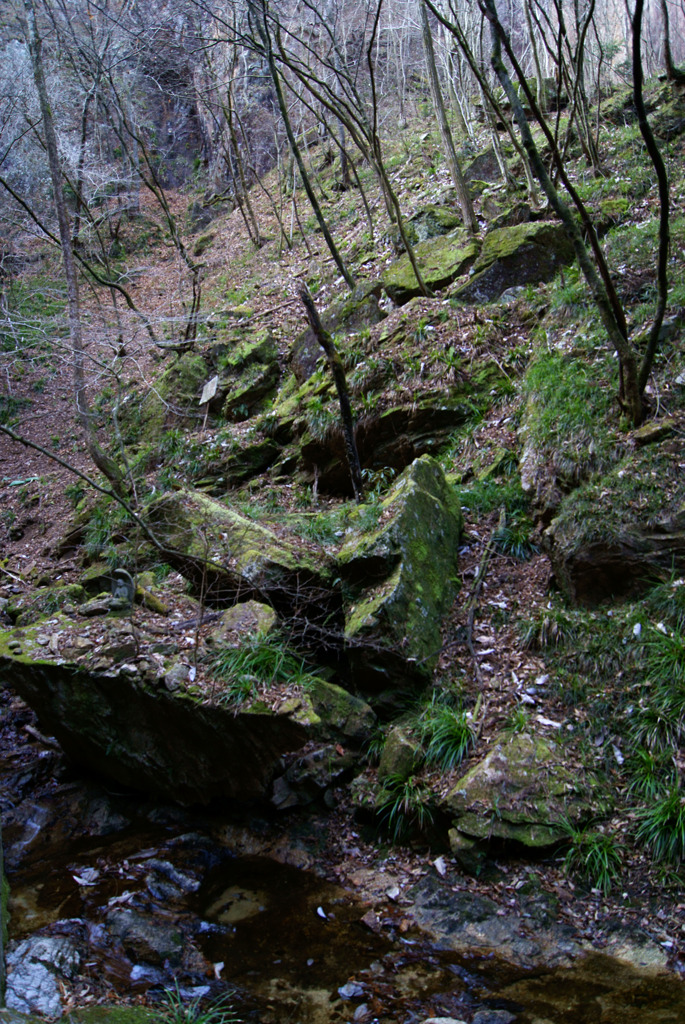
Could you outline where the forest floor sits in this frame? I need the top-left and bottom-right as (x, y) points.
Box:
(2, 100), (685, 1007)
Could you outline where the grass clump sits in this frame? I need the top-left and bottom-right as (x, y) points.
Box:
(635, 787), (685, 865)
(420, 693), (475, 771)
(210, 634), (315, 706)
(494, 510), (538, 560)
(626, 747), (676, 801)
(521, 347), (618, 486)
(160, 984), (241, 1024)
(377, 773), (434, 843)
(630, 623), (685, 753)
(562, 823), (622, 894)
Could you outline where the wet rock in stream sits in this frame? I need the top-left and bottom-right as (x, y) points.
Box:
(5, 934), (81, 1016)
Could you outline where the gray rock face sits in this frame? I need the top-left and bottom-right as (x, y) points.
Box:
(5, 935), (80, 1017)
(409, 876), (580, 969)
(543, 441), (685, 604)
(2, 653), (310, 804)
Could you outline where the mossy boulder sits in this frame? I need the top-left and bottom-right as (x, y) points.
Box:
(544, 440), (685, 605)
(308, 679), (376, 743)
(383, 233), (479, 305)
(198, 330), (280, 422)
(206, 599), (278, 647)
(120, 352), (209, 444)
(338, 456), (462, 690)
(444, 731), (604, 847)
(378, 727), (422, 781)
(222, 360), (280, 421)
(393, 205), (463, 251)
(145, 489), (339, 620)
(453, 221), (575, 303)
(208, 328), (277, 371)
(9, 584), (86, 626)
(463, 146), (504, 184)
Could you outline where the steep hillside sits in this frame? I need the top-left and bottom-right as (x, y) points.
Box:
(2, 78), (685, 1006)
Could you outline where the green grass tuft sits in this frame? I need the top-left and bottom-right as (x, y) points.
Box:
(635, 787), (685, 865)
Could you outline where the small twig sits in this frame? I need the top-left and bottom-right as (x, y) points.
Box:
(24, 724), (60, 750)
(0, 565), (23, 583)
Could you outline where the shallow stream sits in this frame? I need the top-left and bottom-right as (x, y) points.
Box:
(2, 691), (685, 1023)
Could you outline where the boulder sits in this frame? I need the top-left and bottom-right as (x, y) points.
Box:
(106, 907), (183, 965)
(308, 678), (376, 743)
(383, 234), (479, 304)
(393, 205), (463, 252)
(120, 352), (209, 444)
(444, 731), (604, 847)
(378, 727), (422, 781)
(409, 874), (580, 968)
(338, 456), (462, 690)
(544, 439), (685, 604)
(145, 489), (338, 617)
(200, 330), (280, 422)
(205, 599), (278, 647)
(299, 396), (486, 495)
(0, 650), (311, 804)
(5, 935), (80, 1017)
(453, 221), (575, 303)
(463, 147), (503, 185)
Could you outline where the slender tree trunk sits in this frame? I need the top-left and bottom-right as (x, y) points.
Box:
(634, 0), (670, 392)
(299, 287), (364, 502)
(478, 0), (643, 426)
(25, 0), (126, 495)
(419, 1), (477, 234)
(1, 820), (5, 1005)
(659, 0), (685, 84)
(269, 60), (354, 287)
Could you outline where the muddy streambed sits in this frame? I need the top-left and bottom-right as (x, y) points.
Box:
(2, 692), (685, 1023)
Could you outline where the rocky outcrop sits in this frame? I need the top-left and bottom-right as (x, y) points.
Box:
(5, 935), (81, 1017)
(1, 652), (310, 804)
(444, 731), (604, 851)
(120, 351), (209, 444)
(453, 221), (575, 303)
(337, 456), (462, 691)
(383, 233), (479, 304)
(544, 438), (685, 604)
(392, 204), (463, 252)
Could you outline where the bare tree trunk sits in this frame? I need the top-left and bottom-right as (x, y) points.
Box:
(24, 0), (125, 496)
(419, 1), (477, 234)
(299, 287), (364, 502)
(477, 0), (644, 425)
(634, 0), (670, 392)
(659, 0), (685, 84)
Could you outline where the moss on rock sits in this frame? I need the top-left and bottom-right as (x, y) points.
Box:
(145, 488), (336, 611)
(383, 233), (479, 304)
(445, 731), (605, 847)
(544, 439), (685, 605)
(454, 221), (575, 304)
(338, 456), (462, 689)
